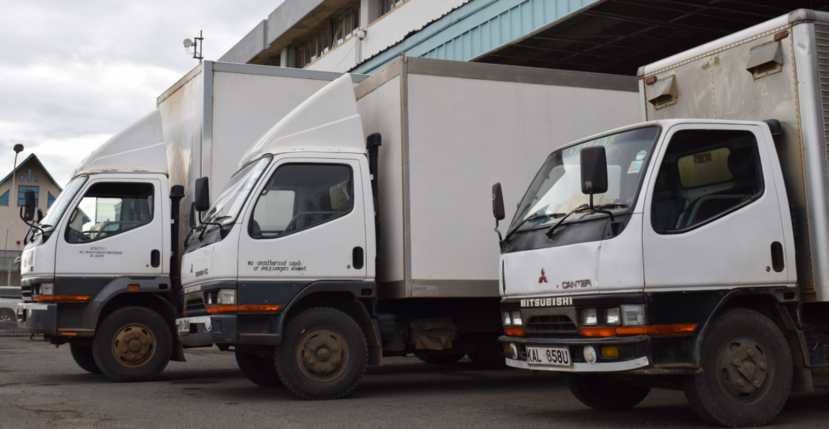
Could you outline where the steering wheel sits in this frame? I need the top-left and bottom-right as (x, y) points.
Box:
(68, 229), (91, 242)
(284, 211), (336, 232)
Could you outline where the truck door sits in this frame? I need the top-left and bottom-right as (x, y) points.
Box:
(237, 158), (367, 289)
(56, 179), (164, 280)
(642, 125), (789, 290)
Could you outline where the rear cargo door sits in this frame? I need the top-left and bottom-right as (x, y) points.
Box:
(641, 124), (789, 290)
(236, 157), (367, 294)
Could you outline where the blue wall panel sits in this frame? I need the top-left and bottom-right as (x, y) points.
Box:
(352, 0), (601, 74)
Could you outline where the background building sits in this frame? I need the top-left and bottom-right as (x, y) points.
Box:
(0, 154), (62, 285)
(220, 0), (827, 76)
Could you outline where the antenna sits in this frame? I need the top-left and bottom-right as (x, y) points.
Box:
(183, 30), (204, 63)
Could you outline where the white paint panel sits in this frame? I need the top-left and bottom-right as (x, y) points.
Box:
(356, 76), (405, 284)
(502, 242), (601, 298)
(406, 74), (641, 282)
(597, 213), (645, 293)
(212, 72), (337, 196)
(181, 227), (241, 287)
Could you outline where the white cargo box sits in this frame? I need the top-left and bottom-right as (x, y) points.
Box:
(356, 57), (641, 299)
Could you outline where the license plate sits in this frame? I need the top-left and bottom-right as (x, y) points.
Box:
(526, 346), (571, 367)
(177, 319), (190, 333)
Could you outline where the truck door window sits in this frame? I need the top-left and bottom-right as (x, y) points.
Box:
(651, 130), (763, 233)
(250, 164), (353, 239)
(66, 182), (154, 243)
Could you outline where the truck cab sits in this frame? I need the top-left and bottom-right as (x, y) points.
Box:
(177, 75), (379, 399)
(17, 110), (186, 381)
(497, 118), (800, 427)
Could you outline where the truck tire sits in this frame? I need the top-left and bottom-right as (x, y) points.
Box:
(565, 374), (651, 410)
(414, 350), (465, 364)
(69, 343), (101, 374)
(275, 307), (367, 400)
(468, 337), (509, 369)
(92, 306), (172, 382)
(682, 308), (792, 428)
(236, 349), (283, 387)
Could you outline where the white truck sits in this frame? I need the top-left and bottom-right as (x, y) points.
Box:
(174, 56), (641, 399)
(15, 62), (367, 381)
(495, 9), (829, 428)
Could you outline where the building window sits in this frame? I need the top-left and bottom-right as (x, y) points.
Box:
(47, 192), (56, 208)
(18, 185), (39, 206)
(20, 175), (24, 182)
(27, 169), (32, 183)
(381, 0), (404, 14)
(34, 176), (39, 183)
(297, 3), (360, 67)
(0, 191), (8, 206)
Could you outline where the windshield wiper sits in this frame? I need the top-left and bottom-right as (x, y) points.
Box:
(545, 204), (629, 237)
(504, 212), (564, 242)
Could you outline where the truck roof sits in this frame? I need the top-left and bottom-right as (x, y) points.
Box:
(237, 74), (367, 168)
(638, 9), (829, 77)
(72, 109), (168, 178)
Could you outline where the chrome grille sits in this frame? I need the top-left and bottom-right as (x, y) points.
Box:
(20, 285), (32, 302)
(524, 315), (578, 335)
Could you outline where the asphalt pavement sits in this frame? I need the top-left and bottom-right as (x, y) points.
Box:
(2, 336), (829, 428)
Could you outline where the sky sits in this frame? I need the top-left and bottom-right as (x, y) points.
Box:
(0, 0), (284, 187)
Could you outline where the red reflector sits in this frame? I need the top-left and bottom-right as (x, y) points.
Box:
(645, 76), (657, 85)
(128, 284), (139, 292)
(774, 30), (789, 41)
(504, 327), (525, 336)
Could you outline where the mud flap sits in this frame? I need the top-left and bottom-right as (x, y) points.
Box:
(171, 340), (186, 362)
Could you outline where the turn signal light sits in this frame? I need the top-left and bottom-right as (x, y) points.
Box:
(237, 304), (281, 313)
(504, 327), (525, 337)
(33, 295), (89, 302)
(774, 30), (789, 41)
(579, 323), (696, 337)
(128, 284), (140, 292)
(645, 76), (658, 85)
(205, 305), (237, 314)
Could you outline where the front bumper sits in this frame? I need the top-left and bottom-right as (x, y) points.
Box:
(500, 334), (651, 372)
(16, 302), (57, 335)
(176, 315), (238, 347)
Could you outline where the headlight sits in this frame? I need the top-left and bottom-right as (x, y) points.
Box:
(621, 304), (645, 326)
(511, 310), (522, 326)
(502, 311), (512, 326)
(40, 283), (54, 296)
(605, 308), (620, 325)
(582, 308), (598, 326)
(218, 289), (236, 305)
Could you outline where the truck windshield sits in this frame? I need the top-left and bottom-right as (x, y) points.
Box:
(508, 127), (660, 235)
(38, 175), (88, 232)
(201, 156), (272, 226)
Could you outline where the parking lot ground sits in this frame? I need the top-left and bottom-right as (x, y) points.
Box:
(2, 336), (829, 428)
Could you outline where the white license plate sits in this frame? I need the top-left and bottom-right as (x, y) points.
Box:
(526, 346), (571, 367)
(177, 319), (190, 333)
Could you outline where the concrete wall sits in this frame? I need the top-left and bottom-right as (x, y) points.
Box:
(219, 20), (268, 64)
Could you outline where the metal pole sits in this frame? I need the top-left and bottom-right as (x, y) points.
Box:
(7, 151), (19, 286)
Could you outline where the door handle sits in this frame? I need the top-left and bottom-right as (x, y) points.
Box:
(352, 247), (364, 270)
(151, 250), (160, 268)
(770, 242), (784, 272)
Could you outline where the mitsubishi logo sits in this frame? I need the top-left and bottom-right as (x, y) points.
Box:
(539, 269), (548, 283)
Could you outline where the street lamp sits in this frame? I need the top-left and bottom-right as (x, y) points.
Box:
(7, 144), (23, 286)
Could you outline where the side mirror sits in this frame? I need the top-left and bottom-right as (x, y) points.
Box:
(21, 190), (36, 221)
(36, 208), (43, 223)
(492, 183), (505, 221)
(194, 177), (210, 212)
(580, 146), (608, 207)
(189, 202), (197, 229)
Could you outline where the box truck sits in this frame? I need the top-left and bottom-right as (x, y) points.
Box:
(15, 62), (367, 381)
(175, 56), (640, 399)
(496, 9), (829, 427)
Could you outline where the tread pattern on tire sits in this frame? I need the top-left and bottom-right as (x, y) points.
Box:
(70, 343), (101, 374)
(275, 307), (367, 400)
(565, 374), (651, 410)
(236, 350), (282, 387)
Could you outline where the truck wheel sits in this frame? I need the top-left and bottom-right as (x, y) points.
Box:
(682, 308), (792, 428)
(275, 307), (367, 400)
(565, 374), (651, 410)
(468, 337), (509, 369)
(236, 349), (283, 387)
(69, 343), (101, 374)
(414, 350), (465, 364)
(92, 306), (172, 382)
